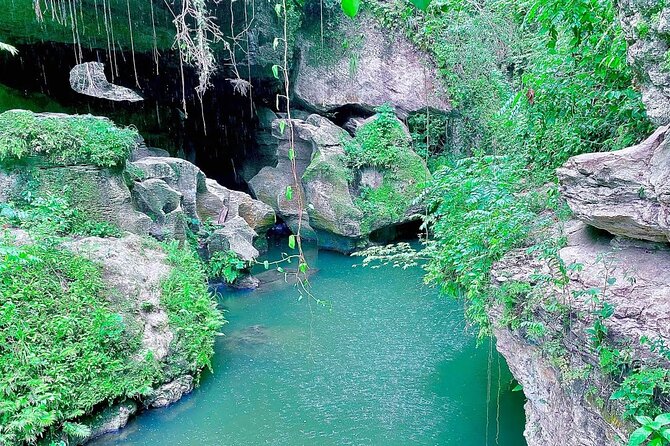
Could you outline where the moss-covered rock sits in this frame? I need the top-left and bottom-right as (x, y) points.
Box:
(0, 230), (222, 445)
(248, 109), (430, 252)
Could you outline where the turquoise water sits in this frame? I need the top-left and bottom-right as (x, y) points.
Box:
(90, 245), (527, 446)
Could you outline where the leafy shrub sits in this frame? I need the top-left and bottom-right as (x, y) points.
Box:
(421, 155), (537, 333)
(161, 242), (225, 373)
(629, 413), (670, 446)
(611, 368), (670, 419)
(0, 110), (138, 168)
(207, 250), (247, 283)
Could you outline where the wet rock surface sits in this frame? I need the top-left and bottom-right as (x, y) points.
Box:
(294, 15), (450, 117)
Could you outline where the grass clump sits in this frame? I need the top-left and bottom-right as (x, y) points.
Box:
(161, 241), (225, 375)
(0, 110), (138, 168)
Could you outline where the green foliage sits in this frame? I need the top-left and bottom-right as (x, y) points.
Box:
(345, 104), (410, 169)
(0, 195), (122, 240)
(421, 155), (537, 335)
(629, 414), (670, 446)
(341, 0), (361, 18)
(161, 242), (224, 373)
(0, 239), (161, 444)
(489, 0), (651, 175)
(207, 250), (247, 283)
(0, 110), (138, 168)
(611, 368), (670, 419)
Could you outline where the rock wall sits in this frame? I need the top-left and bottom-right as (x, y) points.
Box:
(493, 128), (670, 444)
(294, 14), (450, 117)
(618, 0), (670, 125)
(490, 221), (668, 445)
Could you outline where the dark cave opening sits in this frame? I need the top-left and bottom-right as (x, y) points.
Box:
(0, 41), (281, 191)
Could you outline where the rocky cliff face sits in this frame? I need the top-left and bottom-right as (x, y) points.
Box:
(492, 130), (670, 444)
(294, 14), (450, 117)
(0, 111), (274, 265)
(491, 220), (670, 445)
(618, 0), (670, 125)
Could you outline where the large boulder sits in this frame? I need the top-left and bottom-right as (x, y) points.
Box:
(248, 112), (429, 252)
(617, 0), (670, 125)
(0, 164), (153, 235)
(248, 116), (318, 239)
(557, 125), (670, 242)
(128, 155), (272, 260)
(65, 235), (175, 362)
(197, 178), (275, 234)
(294, 15), (450, 118)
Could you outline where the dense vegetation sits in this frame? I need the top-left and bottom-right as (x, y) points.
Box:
(356, 0), (666, 443)
(0, 179), (222, 443)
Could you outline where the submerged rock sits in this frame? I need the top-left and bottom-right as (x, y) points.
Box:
(69, 62), (143, 102)
(557, 125), (670, 242)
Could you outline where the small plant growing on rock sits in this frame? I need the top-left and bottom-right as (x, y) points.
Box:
(208, 250), (247, 283)
(629, 413), (670, 446)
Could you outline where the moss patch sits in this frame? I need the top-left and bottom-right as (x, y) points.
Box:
(0, 110), (138, 168)
(345, 105), (429, 232)
(0, 0), (174, 51)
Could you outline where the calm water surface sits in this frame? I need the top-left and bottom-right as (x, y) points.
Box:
(91, 245), (526, 446)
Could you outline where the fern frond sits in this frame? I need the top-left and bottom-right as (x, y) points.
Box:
(0, 42), (18, 56)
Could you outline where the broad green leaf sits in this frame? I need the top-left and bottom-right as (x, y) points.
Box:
(660, 427), (670, 441)
(340, 0), (360, 18)
(629, 427), (652, 446)
(648, 438), (662, 446)
(272, 65), (280, 79)
(299, 262), (308, 273)
(512, 384), (523, 392)
(273, 38), (280, 50)
(655, 414), (670, 425)
(409, 0), (431, 11)
(263, 260), (269, 270)
(635, 416), (654, 426)
(288, 235), (296, 250)
(285, 186), (293, 201)
(277, 266), (285, 273)
(279, 120), (287, 135)
(288, 147), (295, 160)
(274, 3), (282, 16)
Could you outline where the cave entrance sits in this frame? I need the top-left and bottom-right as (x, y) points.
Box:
(0, 41), (277, 192)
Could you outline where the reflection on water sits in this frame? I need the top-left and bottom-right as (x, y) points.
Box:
(91, 244), (526, 446)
